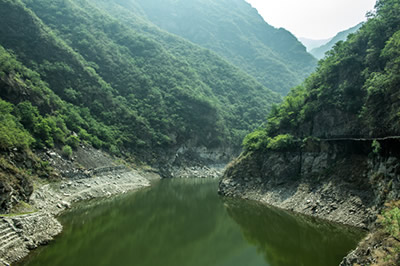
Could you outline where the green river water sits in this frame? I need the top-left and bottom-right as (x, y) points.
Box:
(19, 178), (364, 266)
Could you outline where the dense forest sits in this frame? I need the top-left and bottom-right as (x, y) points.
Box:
(242, 0), (400, 152)
(130, 0), (317, 95)
(0, 0), (285, 164)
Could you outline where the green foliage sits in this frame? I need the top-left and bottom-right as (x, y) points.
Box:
(381, 206), (400, 239)
(310, 23), (363, 60)
(62, 145), (73, 159)
(14, 102), (58, 148)
(361, 28), (400, 135)
(266, 134), (297, 151)
(242, 0), (400, 153)
(66, 135), (80, 150)
(371, 140), (381, 154)
(15, 101), (39, 131)
(242, 129), (269, 151)
(243, 131), (298, 152)
(0, 99), (34, 150)
(0, 0), (282, 162)
(46, 116), (67, 144)
(131, 0), (316, 95)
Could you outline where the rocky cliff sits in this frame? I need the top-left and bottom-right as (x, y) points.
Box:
(219, 138), (400, 264)
(219, 138), (400, 226)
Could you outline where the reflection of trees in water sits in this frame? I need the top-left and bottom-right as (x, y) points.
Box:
(224, 199), (365, 266)
(23, 179), (363, 266)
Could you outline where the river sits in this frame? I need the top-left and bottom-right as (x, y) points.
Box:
(18, 178), (364, 266)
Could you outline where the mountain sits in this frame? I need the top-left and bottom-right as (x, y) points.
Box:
(219, 0), (400, 264)
(0, 0), (281, 165)
(130, 0), (317, 95)
(298, 37), (332, 51)
(310, 23), (363, 59)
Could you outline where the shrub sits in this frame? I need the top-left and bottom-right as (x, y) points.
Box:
(242, 129), (268, 151)
(266, 134), (297, 151)
(372, 140), (381, 154)
(381, 206), (400, 240)
(0, 99), (34, 149)
(66, 135), (80, 150)
(62, 145), (73, 159)
(0, 117), (34, 149)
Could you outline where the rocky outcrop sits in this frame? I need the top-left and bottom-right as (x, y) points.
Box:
(172, 145), (236, 165)
(219, 138), (400, 227)
(0, 150), (36, 214)
(219, 138), (400, 264)
(0, 212), (62, 266)
(170, 164), (224, 179)
(156, 142), (238, 178)
(0, 218), (27, 266)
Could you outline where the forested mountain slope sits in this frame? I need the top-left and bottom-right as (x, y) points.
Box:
(0, 0), (281, 165)
(129, 0), (317, 95)
(241, 0), (400, 147)
(310, 23), (363, 59)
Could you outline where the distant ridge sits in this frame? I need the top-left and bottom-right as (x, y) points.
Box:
(310, 23), (363, 59)
(133, 0), (317, 95)
(298, 37), (332, 52)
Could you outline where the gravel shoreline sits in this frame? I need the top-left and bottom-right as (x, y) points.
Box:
(218, 176), (374, 229)
(0, 167), (152, 266)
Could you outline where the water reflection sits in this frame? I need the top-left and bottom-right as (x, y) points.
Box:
(19, 178), (363, 266)
(224, 199), (364, 266)
(20, 179), (265, 266)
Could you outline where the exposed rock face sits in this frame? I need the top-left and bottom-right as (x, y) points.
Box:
(157, 142), (238, 178)
(311, 109), (361, 137)
(0, 182), (12, 213)
(0, 161), (34, 214)
(219, 139), (400, 228)
(173, 145), (236, 165)
(170, 165), (224, 179)
(219, 137), (400, 264)
(280, 108), (362, 139)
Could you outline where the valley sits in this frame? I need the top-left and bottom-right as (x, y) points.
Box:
(1, 0), (399, 265)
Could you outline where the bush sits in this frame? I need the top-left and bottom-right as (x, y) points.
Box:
(0, 117), (34, 149)
(62, 145), (73, 159)
(66, 135), (80, 150)
(381, 206), (400, 239)
(15, 101), (39, 131)
(266, 134), (297, 151)
(242, 129), (268, 151)
(372, 140), (381, 154)
(33, 117), (54, 148)
(0, 99), (34, 149)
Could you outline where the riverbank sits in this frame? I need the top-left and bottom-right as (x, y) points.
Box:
(0, 166), (152, 266)
(218, 140), (400, 265)
(219, 175), (373, 228)
(219, 173), (389, 265)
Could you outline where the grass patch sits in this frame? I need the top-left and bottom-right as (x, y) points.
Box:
(378, 200), (400, 265)
(0, 201), (37, 217)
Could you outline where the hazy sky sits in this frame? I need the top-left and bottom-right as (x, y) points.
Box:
(245, 0), (377, 39)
